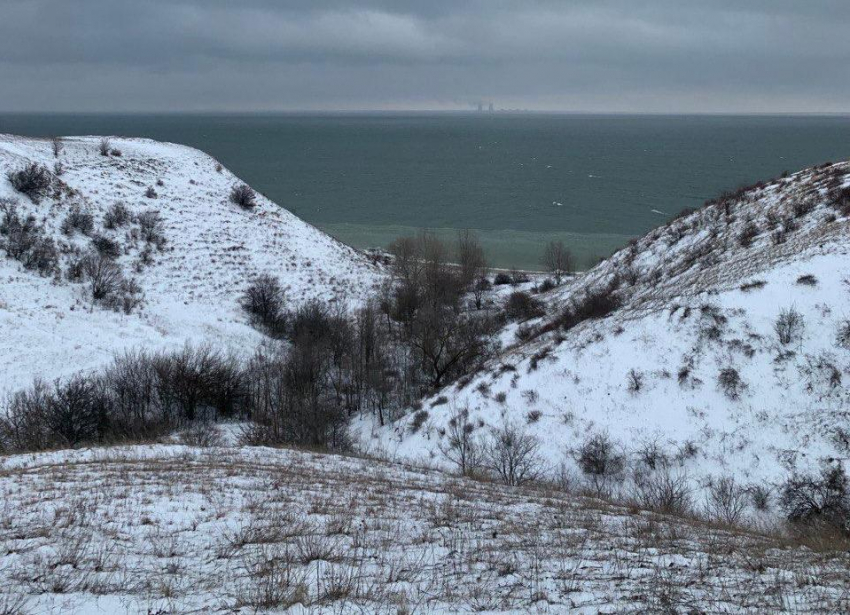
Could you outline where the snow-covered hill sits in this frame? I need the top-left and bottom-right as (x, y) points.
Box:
(2, 443), (847, 614)
(0, 135), (383, 396)
(362, 161), (850, 503)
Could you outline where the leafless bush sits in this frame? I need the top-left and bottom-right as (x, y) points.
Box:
(242, 274), (286, 337)
(796, 274), (818, 286)
(438, 406), (481, 475)
(577, 432), (624, 496)
(775, 307), (804, 345)
(103, 202), (131, 229)
(61, 207), (95, 236)
(737, 221), (759, 248)
(410, 409), (429, 434)
(137, 209), (166, 247)
(99, 138), (111, 156)
(636, 439), (668, 470)
(627, 369), (643, 394)
(780, 464), (849, 536)
(83, 254), (123, 301)
(91, 234), (121, 259)
(0, 203), (57, 275)
(541, 240), (572, 284)
(230, 184), (257, 210)
(836, 321), (850, 350)
(484, 421), (543, 486)
(144, 186), (158, 199)
(504, 291), (545, 321)
(557, 286), (621, 332)
(178, 421), (223, 447)
(717, 367), (745, 400)
(6, 163), (53, 203)
(51, 136), (63, 157)
(632, 466), (693, 516)
(704, 476), (748, 526)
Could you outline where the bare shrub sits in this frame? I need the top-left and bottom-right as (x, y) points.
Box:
(6, 163), (53, 203)
(577, 432), (624, 496)
(103, 202), (131, 229)
(484, 421), (543, 486)
(836, 321), (850, 350)
(242, 274), (286, 337)
(796, 274), (818, 286)
(780, 464), (849, 536)
(409, 409), (429, 434)
(61, 207), (95, 236)
(91, 234), (121, 259)
(137, 210), (166, 247)
(99, 138), (111, 156)
(541, 240), (572, 284)
(83, 254), (123, 302)
(626, 369), (643, 394)
(456, 229), (488, 298)
(632, 466), (693, 516)
(51, 136), (63, 157)
(737, 221), (759, 248)
(144, 186), (158, 199)
(493, 272), (512, 285)
(437, 406), (480, 475)
(0, 203), (57, 275)
(717, 367), (745, 400)
(178, 421), (223, 447)
(775, 307), (804, 345)
(230, 184), (257, 210)
(557, 286), (621, 332)
(704, 476), (748, 526)
(504, 291), (545, 322)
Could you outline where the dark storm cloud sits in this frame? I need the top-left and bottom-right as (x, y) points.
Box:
(0, 0), (848, 112)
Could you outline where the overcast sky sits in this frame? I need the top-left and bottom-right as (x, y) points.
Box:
(1, 0), (848, 113)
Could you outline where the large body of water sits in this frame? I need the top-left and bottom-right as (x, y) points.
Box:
(2, 113), (849, 269)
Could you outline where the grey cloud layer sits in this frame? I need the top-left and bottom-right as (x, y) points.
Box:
(1, 0), (848, 111)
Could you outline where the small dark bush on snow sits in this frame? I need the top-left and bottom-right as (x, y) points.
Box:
(242, 274), (286, 337)
(91, 234), (121, 259)
(577, 432), (624, 477)
(504, 291), (545, 322)
(775, 307), (804, 345)
(61, 207), (95, 236)
(718, 367), (745, 400)
(7, 163), (53, 203)
(137, 210), (166, 247)
(493, 272), (512, 285)
(104, 202), (131, 229)
(558, 286), (621, 331)
(780, 464), (849, 535)
(230, 184), (257, 210)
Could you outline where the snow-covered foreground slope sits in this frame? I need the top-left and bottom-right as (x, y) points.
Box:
(361, 160), (850, 506)
(0, 134), (383, 396)
(1, 443), (848, 614)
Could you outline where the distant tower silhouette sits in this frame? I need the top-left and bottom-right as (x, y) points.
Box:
(488, 102), (494, 113)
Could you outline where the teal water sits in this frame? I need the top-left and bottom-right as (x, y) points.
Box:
(2, 113), (849, 269)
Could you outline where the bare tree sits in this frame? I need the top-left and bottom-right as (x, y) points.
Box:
(541, 240), (572, 285)
(51, 136), (63, 157)
(456, 230), (489, 305)
(484, 421), (543, 486)
(99, 138), (111, 156)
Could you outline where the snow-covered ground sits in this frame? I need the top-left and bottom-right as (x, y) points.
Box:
(360, 161), (850, 508)
(1, 443), (848, 614)
(0, 135), (383, 396)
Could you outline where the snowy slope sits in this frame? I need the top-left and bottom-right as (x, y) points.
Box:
(2, 443), (847, 614)
(362, 161), (850, 500)
(0, 134), (383, 395)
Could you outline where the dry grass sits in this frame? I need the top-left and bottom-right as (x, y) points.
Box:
(0, 444), (848, 613)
